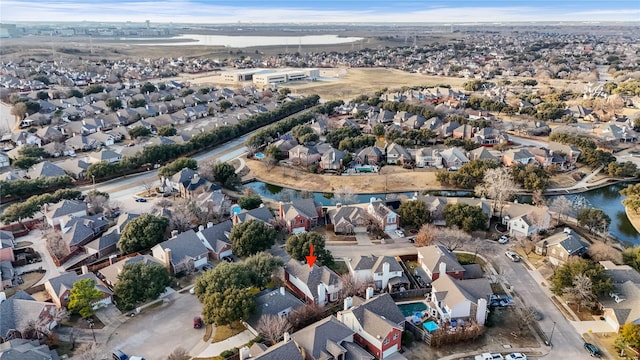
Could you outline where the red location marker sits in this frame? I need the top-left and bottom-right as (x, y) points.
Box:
(305, 244), (317, 268)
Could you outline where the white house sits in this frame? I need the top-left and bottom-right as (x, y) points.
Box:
(347, 255), (408, 291)
(428, 274), (492, 325)
(367, 199), (400, 231)
(284, 259), (343, 306)
(502, 203), (551, 238)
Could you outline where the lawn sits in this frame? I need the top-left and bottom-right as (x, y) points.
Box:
(212, 321), (245, 343)
(4, 271), (44, 298)
(591, 333), (626, 360)
(329, 260), (349, 275)
(455, 253), (486, 267)
(53, 340), (76, 358)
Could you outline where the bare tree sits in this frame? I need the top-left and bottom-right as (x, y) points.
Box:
(515, 237), (536, 258)
(549, 196), (572, 221)
(437, 227), (471, 252)
(415, 224), (437, 247)
(475, 167), (519, 217)
(288, 304), (324, 331)
(563, 274), (595, 312)
(334, 186), (357, 205)
(86, 194), (109, 215)
(21, 320), (51, 340)
(156, 198), (172, 210)
(166, 347), (190, 360)
(339, 272), (370, 300)
(169, 199), (196, 233)
(141, 180), (155, 197)
(46, 229), (69, 259)
(588, 242), (623, 263)
(517, 307), (538, 336)
(257, 314), (292, 346)
(71, 342), (107, 360)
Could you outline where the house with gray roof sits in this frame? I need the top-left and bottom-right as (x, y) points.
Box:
(417, 245), (466, 281)
(356, 146), (383, 165)
(367, 199), (400, 232)
(347, 255), (408, 291)
(385, 143), (411, 165)
(246, 287), (305, 337)
(338, 293), (405, 359)
(288, 144), (321, 166)
(535, 228), (589, 266)
(290, 316), (366, 360)
(98, 255), (163, 288)
(26, 161), (66, 179)
(88, 148), (121, 163)
(151, 230), (209, 274)
(502, 148), (535, 167)
(0, 338), (60, 359)
(0, 291), (58, 342)
(248, 338), (304, 360)
(161, 168), (212, 199)
(44, 271), (112, 308)
(440, 147), (469, 169)
(0, 152), (9, 168)
(414, 148), (442, 168)
(549, 141), (581, 165)
(56, 158), (91, 179)
(327, 205), (368, 235)
(84, 228), (120, 259)
(599, 261), (640, 329)
(44, 200), (88, 228)
(197, 220), (233, 260)
(428, 274), (492, 325)
(278, 198), (323, 234)
(284, 259), (343, 306)
(233, 206), (274, 227)
(467, 147), (499, 162)
(320, 148), (347, 171)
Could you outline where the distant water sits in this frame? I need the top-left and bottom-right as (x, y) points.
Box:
(126, 34), (364, 48)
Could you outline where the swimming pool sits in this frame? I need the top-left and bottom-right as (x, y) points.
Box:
(255, 153), (265, 159)
(398, 302), (427, 317)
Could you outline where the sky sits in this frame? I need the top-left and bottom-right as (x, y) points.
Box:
(1, 0), (639, 24)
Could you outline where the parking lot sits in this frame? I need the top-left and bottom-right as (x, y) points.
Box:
(107, 291), (204, 359)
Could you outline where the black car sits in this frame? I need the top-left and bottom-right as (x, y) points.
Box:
(223, 256), (234, 263)
(584, 342), (601, 357)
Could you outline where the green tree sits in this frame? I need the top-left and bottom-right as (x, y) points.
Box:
(158, 157), (198, 178)
(285, 232), (334, 267)
(398, 200), (431, 229)
(511, 163), (550, 191)
(622, 246), (640, 272)
(201, 288), (255, 326)
(68, 278), (104, 318)
(265, 145), (281, 160)
(128, 126), (151, 139)
(219, 100), (233, 111)
(436, 160), (500, 189)
(238, 193), (262, 210)
(129, 98), (147, 108)
(83, 84), (105, 95)
(617, 323), (640, 350)
(194, 262), (255, 299)
(140, 82), (156, 93)
(577, 208), (611, 235)
(213, 162), (240, 189)
(244, 252), (283, 287)
(113, 262), (171, 310)
(230, 220), (277, 257)
(68, 89), (83, 98)
(551, 258), (613, 298)
(105, 98), (123, 111)
(372, 123), (385, 136)
(443, 203), (488, 232)
(36, 91), (49, 100)
(158, 126), (177, 137)
(118, 214), (169, 253)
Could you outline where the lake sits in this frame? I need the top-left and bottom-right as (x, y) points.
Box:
(127, 34), (364, 47)
(243, 180), (640, 246)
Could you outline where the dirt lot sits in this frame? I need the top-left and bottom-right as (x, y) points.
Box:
(403, 306), (540, 360)
(244, 159), (445, 193)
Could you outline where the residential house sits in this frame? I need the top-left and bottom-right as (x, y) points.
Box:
(448, 198), (492, 228)
(427, 274), (492, 325)
(467, 147), (499, 162)
(319, 148), (347, 171)
(57, 158), (91, 179)
(44, 271), (112, 308)
(197, 220), (233, 260)
(0, 152), (9, 168)
(338, 293), (406, 359)
(279, 198), (323, 234)
(87, 131), (116, 148)
(84, 228), (120, 259)
(88, 149), (121, 163)
(161, 168), (212, 198)
(386, 143), (412, 165)
(595, 123), (638, 143)
(66, 135), (98, 151)
(59, 214), (109, 252)
(35, 126), (65, 144)
(417, 245), (466, 281)
(244, 338), (304, 360)
(98, 255), (163, 288)
(196, 191), (230, 218)
(347, 255), (408, 291)
(288, 144), (321, 166)
(233, 206), (274, 227)
(440, 147), (469, 169)
(283, 259), (343, 306)
(290, 316), (374, 360)
(0, 261), (14, 289)
(502, 148), (535, 167)
(151, 230), (209, 274)
(535, 229), (589, 265)
(438, 121), (460, 138)
(527, 147), (565, 168)
(246, 287), (305, 337)
(26, 161), (67, 178)
(414, 148), (442, 168)
(416, 195), (448, 226)
(327, 205), (368, 235)
(453, 124), (475, 140)
(404, 114), (427, 130)
(356, 146), (384, 165)
(501, 203), (551, 238)
(549, 142), (581, 165)
(599, 261), (640, 329)
(0, 291), (59, 342)
(271, 138), (298, 156)
(0, 338), (60, 359)
(0, 231), (15, 263)
(44, 199), (88, 228)
(472, 128), (508, 146)
(367, 198), (400, 231)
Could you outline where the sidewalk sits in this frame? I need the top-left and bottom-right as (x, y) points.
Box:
(196, 330), (254, 358)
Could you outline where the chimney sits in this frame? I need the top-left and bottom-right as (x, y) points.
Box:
(336, 203), (342, 208)
(239, 346), (250, 360)
(383, 262), (390, 275)
(207, 222), (213, 228)
(283, 332), (291, 343)
(198, 225), (204, 232)
(171, 230), (179, 238)
(191, 173), (199, 186)
(81, 265), (89, 275)
(163, 248), (172, 269)
(439, 261), (447, 276)
(344, 296), (353, 310)
(280, 287), (285, 296)
(366, 286), (374, 300)
(109, 254), (117, 265)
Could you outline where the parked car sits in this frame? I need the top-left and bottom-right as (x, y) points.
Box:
(223, 256), (234, 263)
(584, 342), (601, 357)
(505, 251), (520, 262)
(490, 294), (514, 307)
(498, 235), (509, 244)
(474, 353), (504, 360)
(193, 316), (203, 329)
(395, 229), (405, 237)
(113, 349), (129, 360)
(135, 198), (147, 203)
(201, 264), (213, 271)
(408, 236), (415, 243)
(505, 353), (527, 360)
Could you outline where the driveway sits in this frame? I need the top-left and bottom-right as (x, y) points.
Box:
(107, 291), (204, 359)
(13, 230), (66, 286)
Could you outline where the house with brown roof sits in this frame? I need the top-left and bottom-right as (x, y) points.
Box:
(338, 293), (406, 359)
(283, 259), (343, 306)
(44, 271), (112, 308)
(278, 198), (323, 234)
(417, 245), (466, 281)
(327, 204), (368, 235)
(535, 229), (589, 266)
(98, 254), (163, 288)
(367, 199), (400, 231)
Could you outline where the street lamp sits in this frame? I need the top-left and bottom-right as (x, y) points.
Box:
(547, 321), (556, 346)
(91, 175), (96, 191)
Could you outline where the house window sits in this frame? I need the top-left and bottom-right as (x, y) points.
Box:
(393, 333), (399, 340)
(551, 248), (556, 255)
(384, 338), (390, 345)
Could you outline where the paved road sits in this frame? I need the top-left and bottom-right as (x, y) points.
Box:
(509, 135), (548, 148)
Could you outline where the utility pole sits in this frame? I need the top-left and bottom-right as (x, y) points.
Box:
(546, 321), (556, 346)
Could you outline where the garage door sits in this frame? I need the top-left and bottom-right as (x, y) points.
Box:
(219, 249), (232, 259)
(292, 227), (307, 234)
(382, 345), (399, 359)
(384, 224), (397, 231)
